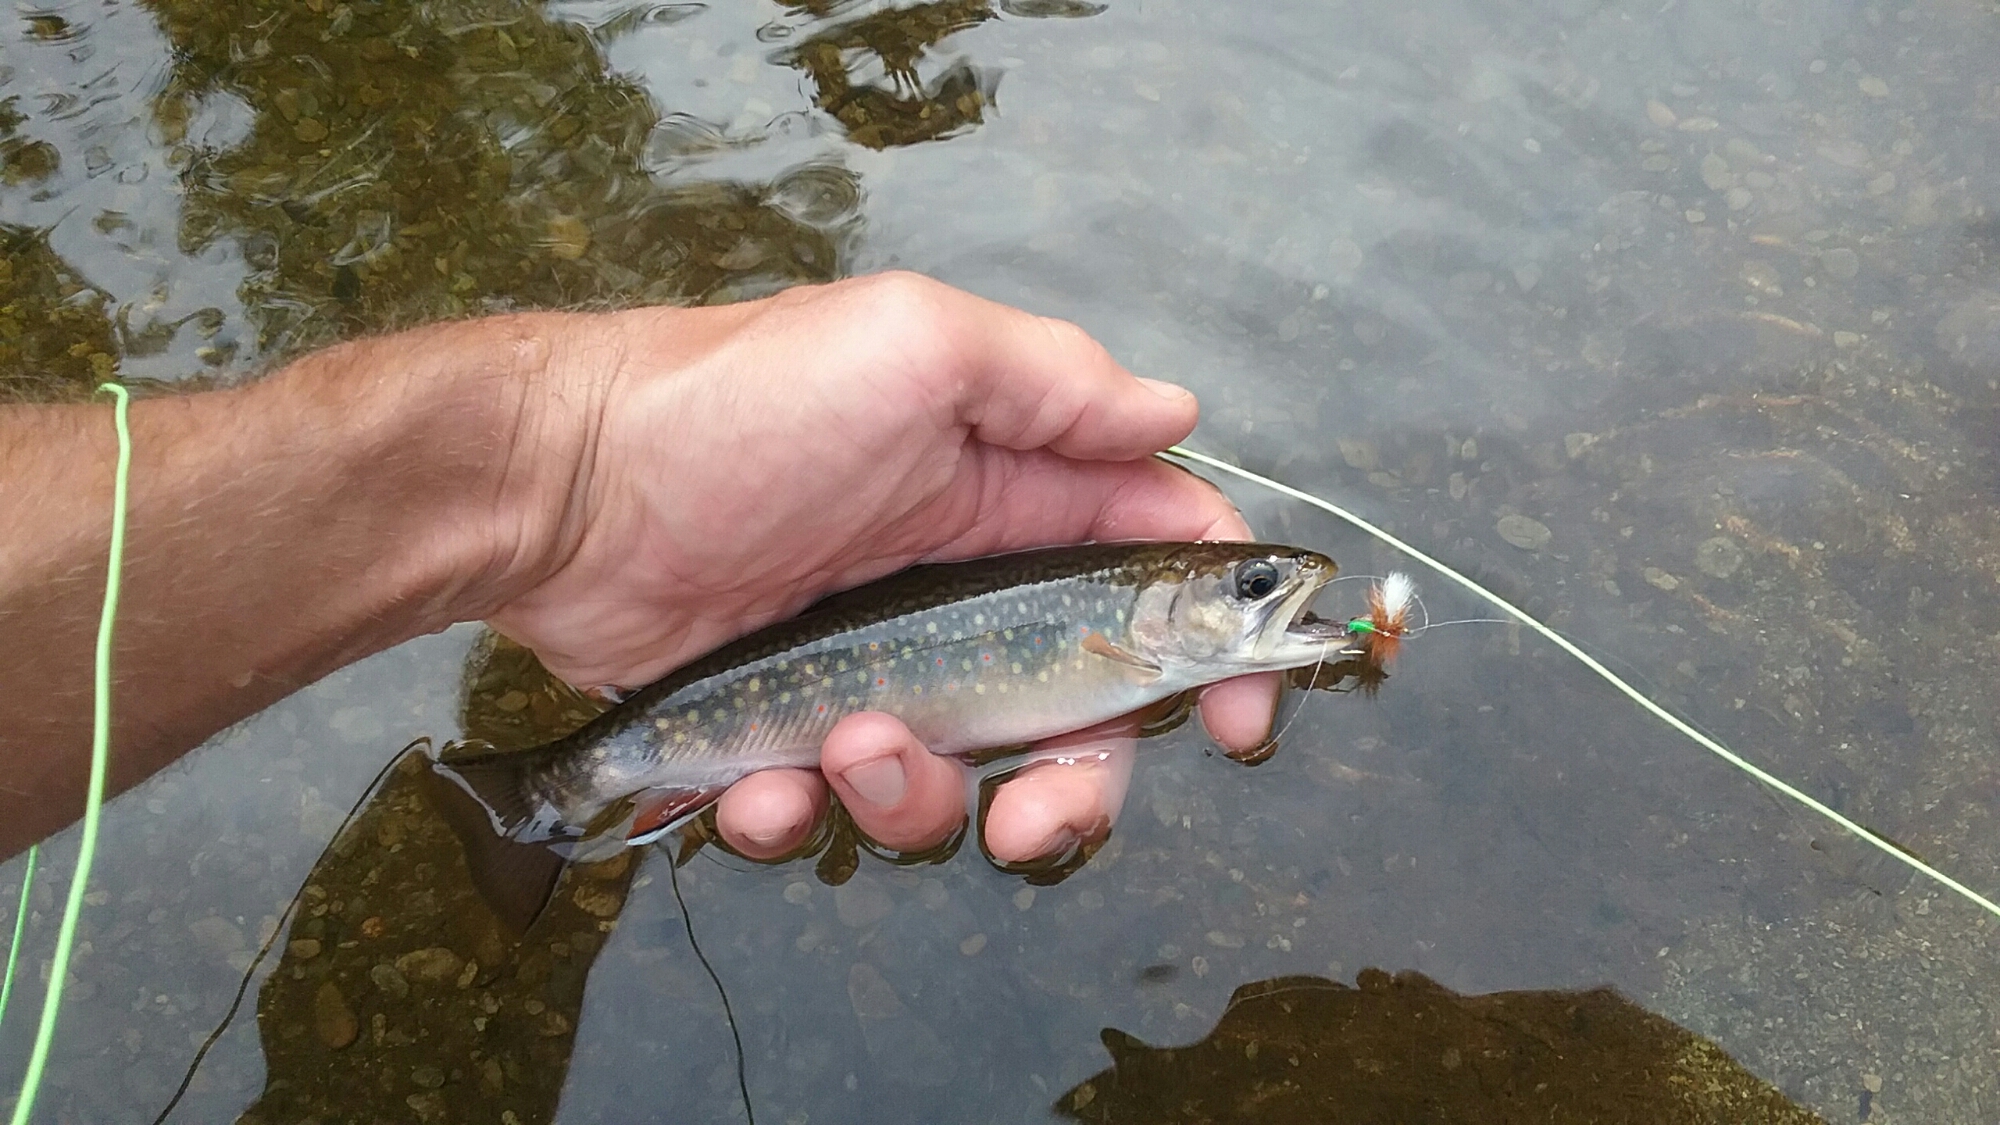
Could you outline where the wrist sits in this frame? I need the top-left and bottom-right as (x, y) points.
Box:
(264, 311), (609, 632)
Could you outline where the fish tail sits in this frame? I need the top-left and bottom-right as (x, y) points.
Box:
(429, 744), (552, 838)
(418, 743), (572, 936)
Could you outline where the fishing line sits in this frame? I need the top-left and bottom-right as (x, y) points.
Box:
(1265, 636), (1339, 751)
(667, 858), (755, 1125)
(1163, 443), (2000, 923)
(0, 848), (36, 1032)
(1406, 617), (1511, 636)
(6, 383), (131, 1124)
(148, 746), (412, 1125)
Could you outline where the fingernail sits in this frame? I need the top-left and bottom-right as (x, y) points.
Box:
(1138, 377), (1191, 401)
(842, 755), (907, 808)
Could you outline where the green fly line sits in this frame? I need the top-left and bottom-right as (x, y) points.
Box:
(0, 848), (34, 1033)
(1163, 443), (2000, 923)
(2, 383), (131, 1123)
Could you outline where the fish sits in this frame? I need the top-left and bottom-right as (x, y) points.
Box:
(426, 541), (1345, 929)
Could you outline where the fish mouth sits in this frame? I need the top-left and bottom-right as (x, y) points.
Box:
(1286, 608), (1350, 645)
(1256, 562), (1345, 661)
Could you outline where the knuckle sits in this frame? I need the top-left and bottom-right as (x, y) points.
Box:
(850, 270), (959, 352)
(1038, 315), (1093, 350)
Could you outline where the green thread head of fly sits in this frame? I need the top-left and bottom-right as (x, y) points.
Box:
(1345, 618), (1376, 635)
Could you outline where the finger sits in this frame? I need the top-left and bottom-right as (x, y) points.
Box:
(959, 317), (1199, 461)
(1197, 672), (1282, 753)
(846, 272), (1199, 461)
(822, 712), (970, 852)
(714, 768), (828, 861)
(910, 451), (1256, 564)
(983, 724), (1136, 863)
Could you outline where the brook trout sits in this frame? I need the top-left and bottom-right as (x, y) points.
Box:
(430, 541), (1343, 924)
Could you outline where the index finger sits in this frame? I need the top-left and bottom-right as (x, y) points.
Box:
(836, 272), (1201, 462)
(915, 452), (1255, 565)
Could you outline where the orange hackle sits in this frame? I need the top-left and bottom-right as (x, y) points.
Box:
(1357, 572), (1417, 669)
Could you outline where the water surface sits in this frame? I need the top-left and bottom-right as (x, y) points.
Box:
(2, 0), (1998, 1120)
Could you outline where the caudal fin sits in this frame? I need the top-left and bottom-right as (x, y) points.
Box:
(419, 743), (571, 936)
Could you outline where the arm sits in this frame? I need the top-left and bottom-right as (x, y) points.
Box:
(0, 318), (557, 854)
(0, 273), (1276, 860)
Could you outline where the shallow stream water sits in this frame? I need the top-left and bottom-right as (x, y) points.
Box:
(3, 0), (1999, 1120)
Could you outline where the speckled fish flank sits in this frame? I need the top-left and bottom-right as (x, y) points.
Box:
(432, 542), (1341, 858)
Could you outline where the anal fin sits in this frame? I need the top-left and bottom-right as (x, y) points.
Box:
(624, 787), (730, 846)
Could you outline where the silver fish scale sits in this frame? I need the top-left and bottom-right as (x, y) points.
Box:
(535, 572), (1156, 811)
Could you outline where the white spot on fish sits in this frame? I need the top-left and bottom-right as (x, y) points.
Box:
(974, 684), (987, 695)
(1010, 662), (1022, 674)
(927, 622), (938, 635)
(1037, 669), (1049, 682)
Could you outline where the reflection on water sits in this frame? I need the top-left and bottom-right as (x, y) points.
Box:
(147, 0), (857, 360)
(2, 0), (1999, 1119)
(784, 0), (998, 149)
(1057, 970), (1824, 1125)
(0, 223), (116, 401)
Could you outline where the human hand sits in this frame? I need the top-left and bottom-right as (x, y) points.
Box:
(480, 272), (1278, 863)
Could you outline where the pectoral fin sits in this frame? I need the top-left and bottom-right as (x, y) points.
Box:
(1082, 633), (1162, 681)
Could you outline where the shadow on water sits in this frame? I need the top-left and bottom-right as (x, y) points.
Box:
(1055, 970), (1825, 1125)
(229, 634), (624, 1125)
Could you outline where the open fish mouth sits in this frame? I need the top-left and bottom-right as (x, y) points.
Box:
(1286, 607), (1351, 645)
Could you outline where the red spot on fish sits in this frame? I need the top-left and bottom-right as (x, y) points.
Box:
(876, 677), (886, 686)
(935, 657), (945, 667)
(816, 704), (827, 715)
(982, 653), (992, 663)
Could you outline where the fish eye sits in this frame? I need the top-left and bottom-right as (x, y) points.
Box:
(1233, 559), (1281, 600)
